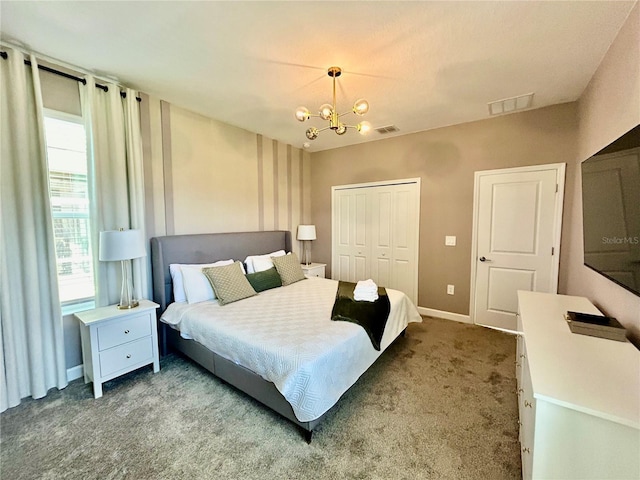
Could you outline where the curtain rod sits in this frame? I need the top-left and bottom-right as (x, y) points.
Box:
(0, 51), (141, 102)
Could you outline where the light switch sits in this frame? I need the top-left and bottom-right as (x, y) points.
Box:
(445, 236), (456, 246)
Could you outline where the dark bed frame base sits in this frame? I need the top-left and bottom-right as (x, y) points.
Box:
(165, 325), (324, 442)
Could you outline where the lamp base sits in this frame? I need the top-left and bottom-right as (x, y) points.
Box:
(117, 300), (139, 310)
(118, 259), (138, 310)
(302, 240), (312, 266)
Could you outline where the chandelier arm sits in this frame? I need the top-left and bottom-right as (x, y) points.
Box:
(316, 125), (332, 133)
(337, 111), (356, 118)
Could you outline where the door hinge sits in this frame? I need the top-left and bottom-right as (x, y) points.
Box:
(555, 184), (558, 193)
(552, 247), (555, 255)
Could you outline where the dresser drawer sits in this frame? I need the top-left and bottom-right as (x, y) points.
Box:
(99, 336), (154, 377)
(97, 313), (152, 351)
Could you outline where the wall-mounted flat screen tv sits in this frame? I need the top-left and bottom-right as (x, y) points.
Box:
(581, 125), (640, 297)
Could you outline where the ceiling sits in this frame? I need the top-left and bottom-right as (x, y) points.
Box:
(1, 1), (636, 152)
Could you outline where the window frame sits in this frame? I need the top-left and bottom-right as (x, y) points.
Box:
(44, 108), (96, 312)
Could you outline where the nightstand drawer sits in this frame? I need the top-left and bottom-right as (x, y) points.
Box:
(99, 337), (154, 377)
(97, 313), (152, 351)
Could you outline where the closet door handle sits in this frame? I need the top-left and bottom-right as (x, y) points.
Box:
(479, 256), (492, 262)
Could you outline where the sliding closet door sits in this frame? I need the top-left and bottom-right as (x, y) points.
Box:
(334, 188), (370, 282)
(391, 184), (419, 301)
(371, 188), (392, 286)
(332, 179), (420, 303)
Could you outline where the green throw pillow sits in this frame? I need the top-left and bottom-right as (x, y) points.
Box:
(245, 267), (282, 292)
(271, 253), (306, 286)
(203, 261), (257, 305)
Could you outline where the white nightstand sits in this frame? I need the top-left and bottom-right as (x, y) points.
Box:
(75, 300), (160, 398)
(301, 263), (326, 278)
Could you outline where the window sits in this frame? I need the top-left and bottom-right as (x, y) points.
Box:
(44, 111), (95, 304)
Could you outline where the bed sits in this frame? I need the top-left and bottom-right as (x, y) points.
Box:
(151, 230), (422, 441)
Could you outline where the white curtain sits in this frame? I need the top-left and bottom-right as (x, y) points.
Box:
(80, 77), (148, 307)
(0, 48), (68, 412)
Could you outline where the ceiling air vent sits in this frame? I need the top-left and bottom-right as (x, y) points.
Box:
(488, 93), (534, 115)
(375, 125), (399, 135)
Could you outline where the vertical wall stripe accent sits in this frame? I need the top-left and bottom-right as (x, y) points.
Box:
(139, 93), (156, 239)
(160, 100), (175, 235)
(262, 136), (275, 230)
(272, 139), (279, 229)
(287, 144), (293, 231)
(257, 134), (264, 231)
(299, 149), (305, 225)
(290, 148), (301, 251)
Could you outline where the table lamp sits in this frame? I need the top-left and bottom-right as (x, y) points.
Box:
(297, 225), (316, 266)
(99, 229), (146, 309)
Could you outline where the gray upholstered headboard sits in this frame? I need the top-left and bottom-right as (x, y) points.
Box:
(150, 230), (292, 313)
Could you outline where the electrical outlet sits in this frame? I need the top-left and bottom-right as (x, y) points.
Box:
(447, 284), (455, 295)
(445, 236), (457, 246)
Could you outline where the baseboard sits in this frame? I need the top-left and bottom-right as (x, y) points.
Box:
(66, 364), (84, 382)
(417, 307), (472, 324)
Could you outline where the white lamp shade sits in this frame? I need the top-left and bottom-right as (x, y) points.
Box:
(297, 225), (316, 241)
(99, 229), (146, 261)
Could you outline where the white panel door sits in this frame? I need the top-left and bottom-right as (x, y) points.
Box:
(371, 189), (393, 288)
(333, 189), (370, 282)
(390, 185), (418, 302)
(473, 166), (563, 330)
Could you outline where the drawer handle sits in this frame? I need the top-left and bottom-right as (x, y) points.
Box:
(514, 362), (520, 368)
(516, 388), (524, 395)
(124, 329), (130, 334)
(522, 447), (530, 454)
(524, 400), (533, 408)
(126, 354), (131, 359)
(519, 354), (526, 359)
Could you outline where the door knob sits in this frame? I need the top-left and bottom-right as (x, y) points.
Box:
(479, 256), (492, 262)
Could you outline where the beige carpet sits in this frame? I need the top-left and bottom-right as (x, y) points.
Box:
(1, 317), (521, 479)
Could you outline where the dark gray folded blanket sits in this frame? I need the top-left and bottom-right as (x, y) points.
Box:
(331, 281), (391, 351)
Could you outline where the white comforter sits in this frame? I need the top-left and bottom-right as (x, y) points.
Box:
(160, 277), (422, 422)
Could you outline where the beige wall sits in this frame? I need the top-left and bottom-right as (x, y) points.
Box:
(564, 3), (640, 331)
(140, 99), (312, 255)
(168, 105), (260, 234)
(40, 65), (81, 116)
(311, 103), (578, 315)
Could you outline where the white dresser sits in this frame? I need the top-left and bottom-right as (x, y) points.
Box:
(76, 300), (160, 398)
(516, 291), (639, 479)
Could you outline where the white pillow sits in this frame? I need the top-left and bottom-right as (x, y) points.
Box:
(252, 255), (278, 273)
(169, 260), (234, 303)
(244, 250), (286, 273)
(181, 260), (235, 304)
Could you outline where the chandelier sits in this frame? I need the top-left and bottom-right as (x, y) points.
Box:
(295, 66), (371, 141)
